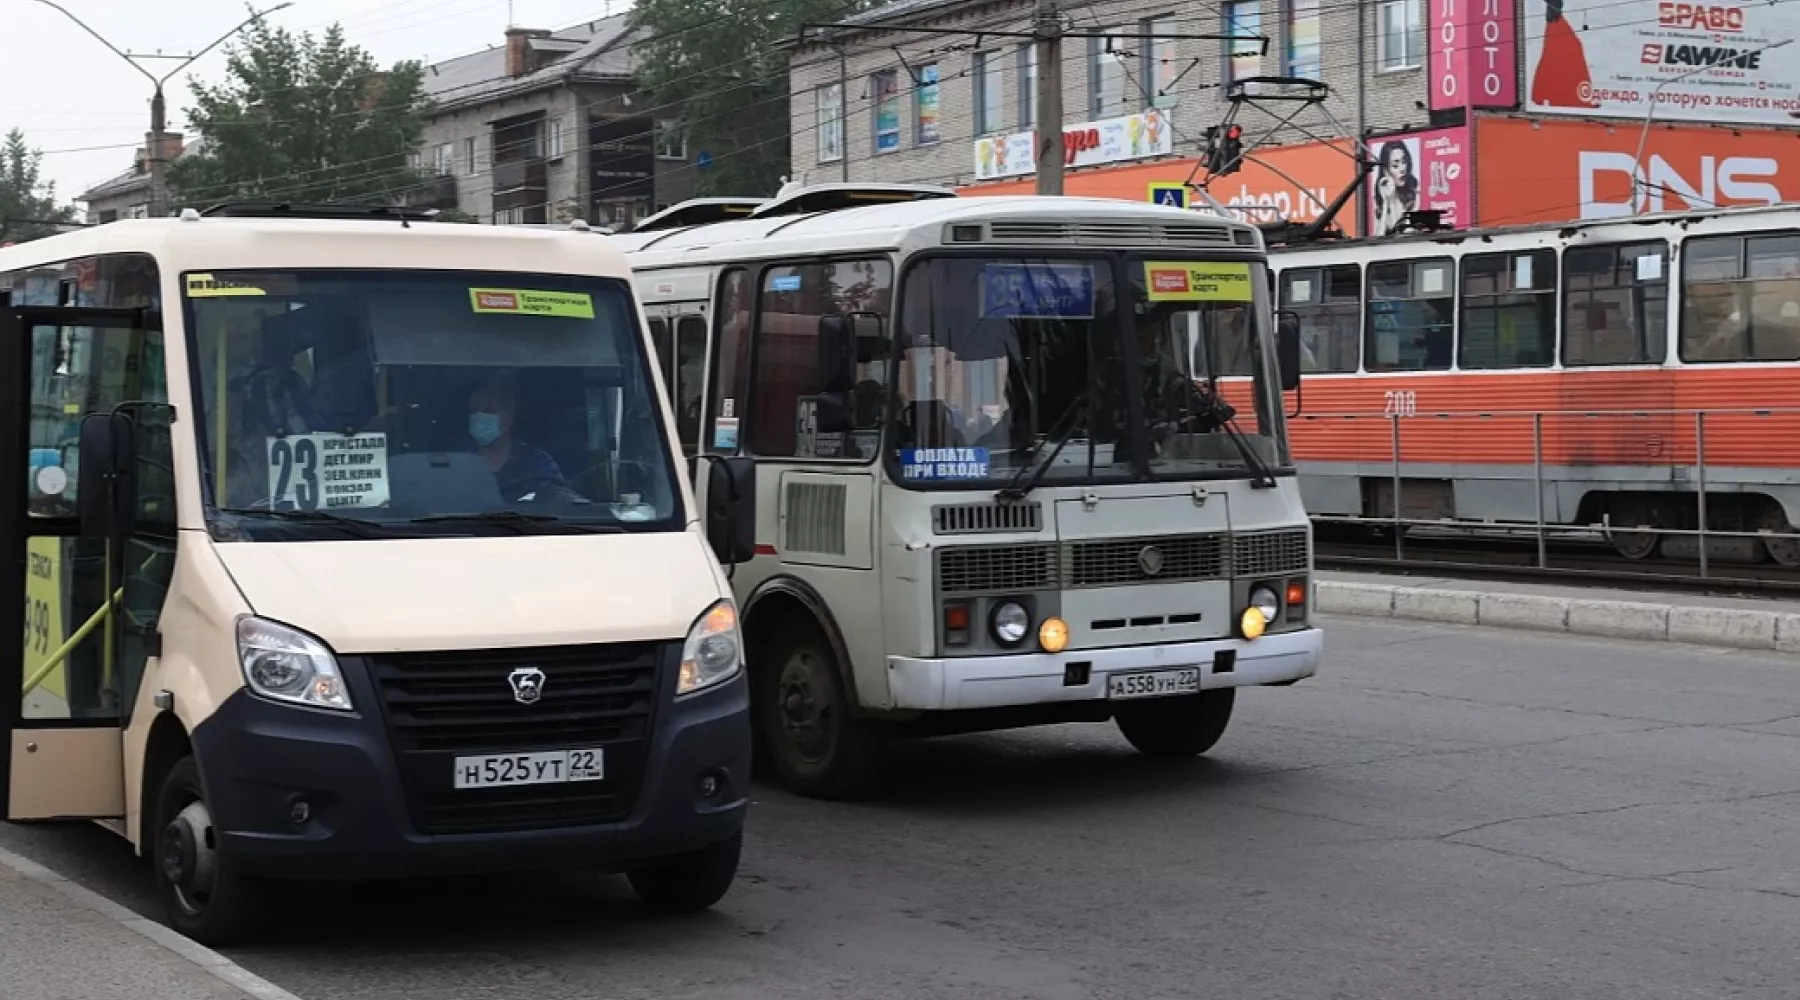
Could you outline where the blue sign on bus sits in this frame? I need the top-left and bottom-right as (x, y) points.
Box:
(980, 262), (1096, 319)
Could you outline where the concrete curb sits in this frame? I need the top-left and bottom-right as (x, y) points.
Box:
(1316, 581), (1800, 653)
(0, 845), (306, 1000)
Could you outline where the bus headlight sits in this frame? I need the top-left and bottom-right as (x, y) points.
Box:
(1249, 585), (1281, 622)
(678, 600), (742, 696)
(237, 617), (353, 711)
(991, 601), (1030, 647)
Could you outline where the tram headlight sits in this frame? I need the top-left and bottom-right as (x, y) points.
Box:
(991, 601), (1031, 647)
(237, 617), (353, 711)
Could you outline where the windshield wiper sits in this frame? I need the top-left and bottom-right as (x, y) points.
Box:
(995, 391), (1090, 502)
(217, 507), (385, 536)
(408, 510), (560, 529)
(1207, 394), (1279, 489)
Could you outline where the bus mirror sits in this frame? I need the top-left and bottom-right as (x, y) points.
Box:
(703, 455), (757, 565)
(76, 411), (137, 542)
(1276, 309), (1302, 392)
(850, 312), (886, 363)
(818, 315), (857, 385)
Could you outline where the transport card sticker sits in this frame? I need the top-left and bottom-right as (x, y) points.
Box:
(712, 416), (740, 450)
(266, 432), (391, 510)
(469, 288), (596, 318)
(1143, 261), (1254, 302)
(899, 447), (991, 481)
(185, 273), (268, 297)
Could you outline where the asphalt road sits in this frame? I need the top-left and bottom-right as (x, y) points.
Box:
(6, 615), (1800, 1000)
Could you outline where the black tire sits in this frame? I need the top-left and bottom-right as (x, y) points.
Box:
(151, 755), (269, 946)
(754, 621), (889, 799)
(1114, 688), (1236, 758)
(626, 830), (742, 914)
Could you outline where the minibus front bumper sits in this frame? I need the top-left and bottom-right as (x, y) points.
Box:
(189, 643), (751, 880)
(883, 627), (1320, 711)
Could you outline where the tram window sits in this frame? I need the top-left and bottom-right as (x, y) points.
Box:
(673, 316), (707, 454)
(1562, 241), (1668, 366)
(747, 258), (893, 460)
(1280, 265), (1359, 373)
(1459, 249), (1556, 369)
(705, 268), (752, 454)
(1681, 233), (1800, 363)
(1365, 257), (1453, 372)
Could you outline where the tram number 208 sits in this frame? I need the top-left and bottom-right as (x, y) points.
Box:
(1382, 390), (1418, 418)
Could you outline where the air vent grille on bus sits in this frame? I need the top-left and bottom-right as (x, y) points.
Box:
(932, 501), (1043, 535)
(784, 480), (848, 555)
(1231, 529), (1311, 577)
(984, 221), (1236, 247)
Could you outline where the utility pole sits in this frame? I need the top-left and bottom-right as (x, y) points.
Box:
(1034, 0), (1063, 196)
(29, 0), (291, 218)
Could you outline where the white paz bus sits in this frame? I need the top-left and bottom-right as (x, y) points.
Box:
(2, 204), (760, 944)
(615, 184), (1323, 798)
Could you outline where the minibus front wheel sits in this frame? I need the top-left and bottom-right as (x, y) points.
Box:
(153, 755), (269, 945)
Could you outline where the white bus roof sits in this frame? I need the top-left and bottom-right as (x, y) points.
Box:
(613, 195), (1265, 268)
(0, 214), (637, 283)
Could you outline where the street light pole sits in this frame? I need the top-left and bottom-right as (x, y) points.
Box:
(28, 0), (292, 217)
(1630, 36), (1791, 215)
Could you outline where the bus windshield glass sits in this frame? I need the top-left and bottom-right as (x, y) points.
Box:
(184, 268), (680, 540)
(890, 255), (1288, 489)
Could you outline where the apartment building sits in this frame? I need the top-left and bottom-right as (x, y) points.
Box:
(414, 14), (698, 228)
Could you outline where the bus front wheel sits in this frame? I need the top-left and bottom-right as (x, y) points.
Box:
(756, 623), (889, 799)
(152, 755), (268, 946)
(1114, 688), (1236, 758)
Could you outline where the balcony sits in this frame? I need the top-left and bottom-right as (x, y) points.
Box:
(492, 157), (547, 197)
(401, 173), (459, 210)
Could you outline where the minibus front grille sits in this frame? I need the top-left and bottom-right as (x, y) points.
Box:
(367, 641), (663, 835)
(1231, 528), (1311, 577)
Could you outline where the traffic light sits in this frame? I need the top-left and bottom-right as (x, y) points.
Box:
(1203, 124), (1244, 176)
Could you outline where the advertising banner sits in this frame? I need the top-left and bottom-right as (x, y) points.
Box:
(1523, 0), (1800, 125)
(1367, 126), (1472, 235)
(970, 108), (1173, 180)
(1474, 117), (1798, 224)
(1429, 0), (1519, 111)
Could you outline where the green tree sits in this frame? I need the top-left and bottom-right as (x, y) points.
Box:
(169, 17), (431, 209)
(0, 129), (77, 243)
(631, 0), (874, 197)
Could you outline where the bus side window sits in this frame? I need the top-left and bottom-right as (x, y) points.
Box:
(646, 316), (672, 392)
(674, 314), (707, 454)
(705, 268), (752, 454)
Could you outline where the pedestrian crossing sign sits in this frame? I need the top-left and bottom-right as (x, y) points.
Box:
(1148, 184), (1188, 209)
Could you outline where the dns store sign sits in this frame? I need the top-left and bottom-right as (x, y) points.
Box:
(1431, 0), (1518, 111)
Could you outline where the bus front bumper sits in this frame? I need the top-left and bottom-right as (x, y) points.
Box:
(884, 627), (1321, 712)
(188, 661), (751, 881)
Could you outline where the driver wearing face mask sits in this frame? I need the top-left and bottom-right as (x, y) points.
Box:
(466, 374), (572, 502)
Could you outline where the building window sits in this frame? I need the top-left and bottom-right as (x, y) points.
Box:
(1680, 234), (1800, 363)
(1223, 2), (1263, 83)
(1090, 28), (1132, 118)
(974, 51), (1004, 135)
(1459, 250), (1557, 369)
(463, 137), (477, 174)
(656, 120), (687, 160)
(546, 117), (564, 159)
(1017, 44), (1038, 127)
(495, 207), (524, 225)
(1376, 0), (1422, 70)
(747, 258), (894, 458)
(916, 63), (941, 144)
(1366, 258), (1454, 371)
(1284, 0), (1321, 80)
(872, 69), (902, 154)
(432, 142), (453, 175)
(817, 83), (844, 163)
(1280, 265), (1361, 373)
(407, 150), (423, 171)
(1143, 16), (1179, 107)
(1562, 241), (1669, 366)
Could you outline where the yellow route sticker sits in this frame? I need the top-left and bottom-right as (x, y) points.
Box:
(469, 288), (595, 318)
(1143, 261), (1254, 302)
(185, 273), (268, 297)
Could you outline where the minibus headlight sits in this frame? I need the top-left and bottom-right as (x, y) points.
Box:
(236, 617), (353, 711)
(678, 600), (742, 696)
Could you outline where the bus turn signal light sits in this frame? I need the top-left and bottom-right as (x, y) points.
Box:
(1038, 616), (1069, 653)
(1240, 607), (1268, 641)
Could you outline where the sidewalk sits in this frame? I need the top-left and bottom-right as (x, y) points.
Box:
(1316, 569), (1800, 653)
(0, 845), (302, 1000)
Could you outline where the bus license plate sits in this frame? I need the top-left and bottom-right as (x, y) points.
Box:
(1107, 668), (1201, 700)
(452, 748), (604, 789)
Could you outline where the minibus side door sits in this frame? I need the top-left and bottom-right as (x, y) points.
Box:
(1, 305), (165, 821)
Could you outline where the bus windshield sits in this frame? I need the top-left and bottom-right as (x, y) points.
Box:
(184, 268), (681, 540)
(889, 255), (1288, 489)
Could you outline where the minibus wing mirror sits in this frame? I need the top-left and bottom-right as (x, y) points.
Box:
(76, 411), (137, 542)
(1275, 309), (1303, 392)
(818, 315), (858, 386)
(702, 455), (757, 565)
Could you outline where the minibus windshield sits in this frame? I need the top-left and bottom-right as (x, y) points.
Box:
(184, 268), (681, 540)
(889, 255), (1289, 490)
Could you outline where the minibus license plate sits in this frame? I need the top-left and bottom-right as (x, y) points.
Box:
(1107, 668), (1201, 700)
(453, 749), (604, 789)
